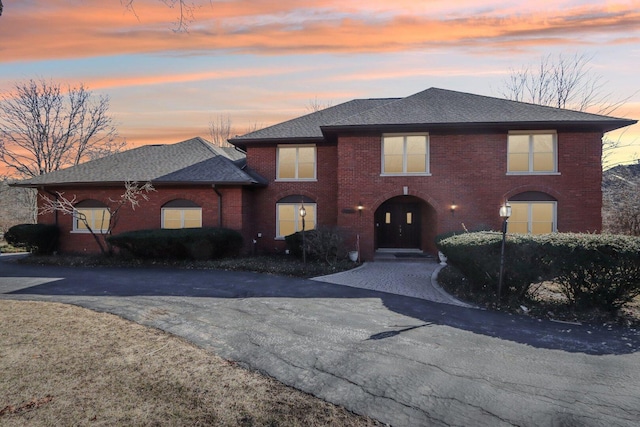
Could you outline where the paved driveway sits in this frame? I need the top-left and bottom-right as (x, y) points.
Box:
(1, 254), (639, 426)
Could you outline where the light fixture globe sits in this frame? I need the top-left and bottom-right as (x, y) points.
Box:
(499, 202), (512, 219)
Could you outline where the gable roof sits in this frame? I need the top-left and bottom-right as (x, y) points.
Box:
(230, 88), (636, 147)
(13, 137), (266, 188)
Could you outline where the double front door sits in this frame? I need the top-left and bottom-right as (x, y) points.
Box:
(376, 201), (420, 249)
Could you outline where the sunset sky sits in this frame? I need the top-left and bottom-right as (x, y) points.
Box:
(1, 0), (639, 167)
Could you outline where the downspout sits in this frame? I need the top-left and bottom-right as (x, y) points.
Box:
(43, 187), (59, 226)
(212, 184), (223, 227)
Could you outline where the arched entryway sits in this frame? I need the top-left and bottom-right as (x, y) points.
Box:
(374, 195), (436, 252)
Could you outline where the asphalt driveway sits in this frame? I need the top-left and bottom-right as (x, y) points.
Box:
(1, 254), (639, 426)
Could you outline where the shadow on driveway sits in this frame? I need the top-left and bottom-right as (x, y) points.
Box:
(1, 259), (638, 356)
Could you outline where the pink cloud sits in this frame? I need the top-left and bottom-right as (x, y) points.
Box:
(1, 1), (639, 62)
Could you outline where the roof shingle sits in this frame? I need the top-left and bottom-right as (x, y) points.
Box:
(14, 137), (264, 187)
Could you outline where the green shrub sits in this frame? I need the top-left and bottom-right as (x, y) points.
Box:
(541, 233), (640, 312)
(437, 231), (548, 304)
(305, 226), (348, 265)
(107, 228), (243, 260)
(284, 227), (349, 265)
(438, 231), (640, 312)
(284, 229), (318, 259)
(4, 223), (59, 255)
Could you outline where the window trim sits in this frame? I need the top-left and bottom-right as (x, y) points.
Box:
(72, 207), (111, 233)
(161, 207), (203, 229)
(381, 133), (431, 176)
(508, 201), (557, 234)
(276, 144), (317, 182)
(275, 202), (317, 239)
(507, 130), (559, 175)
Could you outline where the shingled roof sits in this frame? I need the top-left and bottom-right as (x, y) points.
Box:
(230, 88), (636, 147)
(13, 137), (266, 187)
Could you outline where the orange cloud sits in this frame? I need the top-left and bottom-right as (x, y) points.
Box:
(1, 1), (639, 62)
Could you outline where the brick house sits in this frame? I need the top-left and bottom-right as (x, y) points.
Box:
(15, 88), (636, 259)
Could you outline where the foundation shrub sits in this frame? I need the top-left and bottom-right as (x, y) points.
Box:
(285, 227), (348, 265)
(540, 233), (640, 312)
(437, 231), (547, 304)
(107, 228), (243, 260)
(438, 232), (640, 312)
(5, 223), (59, 255)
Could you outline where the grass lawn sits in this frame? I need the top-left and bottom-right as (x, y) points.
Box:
(0, 300), (382, 426)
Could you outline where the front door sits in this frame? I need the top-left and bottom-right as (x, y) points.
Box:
(376, 201), (420, 249)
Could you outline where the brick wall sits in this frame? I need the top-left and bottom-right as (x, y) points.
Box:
(246, 130), (604, 260)
(38, 185), (246, 254)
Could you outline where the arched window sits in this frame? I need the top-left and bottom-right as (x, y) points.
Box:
(162, 199), (202, 229)
(276, 195), (316, 238)
(74, 199), (110, 232)
(508, 192), (557, 234)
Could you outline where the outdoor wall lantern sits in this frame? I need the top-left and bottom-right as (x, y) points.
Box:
(450, 202), (457, 215)
(357, 202), (364, 216)
(299, 202), (307, 264)
(497, 202), (512, 303)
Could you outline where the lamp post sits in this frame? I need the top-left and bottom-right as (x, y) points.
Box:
(497, 202), (512, 304)
(299, 202), (307, 264)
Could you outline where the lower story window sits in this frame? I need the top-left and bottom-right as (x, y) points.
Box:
(276, 202), (316, 238)
(74, 208), (111, 232)
(162, 208), (202, 229)
(509, 202), (556, 234)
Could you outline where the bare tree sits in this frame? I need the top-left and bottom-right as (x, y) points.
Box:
(0, 0), (4, 17)
(0, 178), (36, 231)
(39, 181), (155, 255)
(500, 53), (632, 114)
(602, 164), (640, 235)
(306, 96), (334, 113)
(0, 79), (126, 179)
(209, 114), (233, 147)
(499, 53), (638, 166)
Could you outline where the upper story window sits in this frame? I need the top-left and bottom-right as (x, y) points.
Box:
(277, 145), (316, 180)
(382, 134), (429, 175)
(276, 195), (316, 238)
(162, 199), (202, 229)
(73, 199), (110, 233)
(508, 131), (557, 174)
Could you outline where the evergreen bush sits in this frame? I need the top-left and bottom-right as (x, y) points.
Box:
(107, 228), (243, 260)
(4, 223), (59, 255)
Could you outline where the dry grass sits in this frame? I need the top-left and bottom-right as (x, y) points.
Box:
(0, 300), (382, 427)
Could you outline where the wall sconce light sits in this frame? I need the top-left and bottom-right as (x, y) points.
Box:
(450, 202), (457, 216)
(357, 202), (364, 215)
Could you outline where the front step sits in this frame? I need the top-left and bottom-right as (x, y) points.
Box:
(374, 249), (436, 262)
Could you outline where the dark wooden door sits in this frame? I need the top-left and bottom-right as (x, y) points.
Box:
(376, 202), (420, 248)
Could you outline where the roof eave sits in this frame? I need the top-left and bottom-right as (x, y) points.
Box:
(11, 180), (266, 189)
(321, 119), (637, 134)
(229, 136), (325, 150)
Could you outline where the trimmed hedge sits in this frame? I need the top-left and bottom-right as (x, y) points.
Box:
(4, 223), (59, 255)
(541, 233), (640, 311)
(107, 227), (243, 260)
(437, 232), (640, 312)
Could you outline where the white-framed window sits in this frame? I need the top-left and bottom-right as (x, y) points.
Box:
(276, 196), (316, 238)
(161, 199), (202, 229)
(382, 134), (429, 175)
(73, 200), (111, 233)
(508, 201), (557, 234)
(277, 145), (316, 180)
(507, 131), (557, 174)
